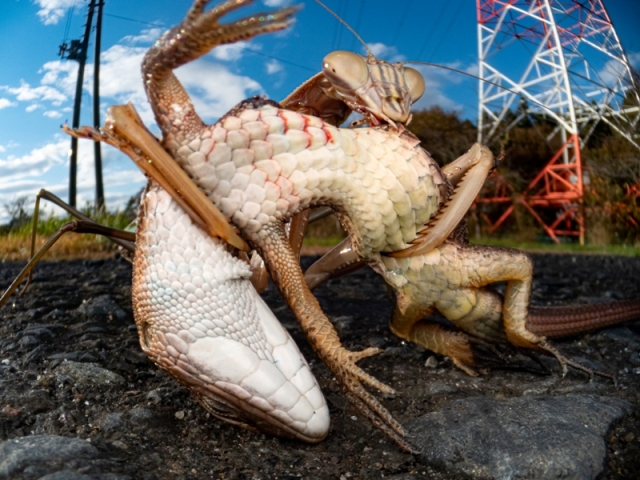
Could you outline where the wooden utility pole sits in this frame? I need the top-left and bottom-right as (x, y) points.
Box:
(59, 0), (103, 209)
(93, 1), (105, 210)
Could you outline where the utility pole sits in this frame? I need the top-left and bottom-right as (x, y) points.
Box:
(59, 0), (104, 209)
(93, 1), (104, 211)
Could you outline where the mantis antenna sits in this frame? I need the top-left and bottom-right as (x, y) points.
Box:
(314, 0), (374, 59)
(314, 0), (554, 118)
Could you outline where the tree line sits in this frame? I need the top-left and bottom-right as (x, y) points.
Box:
(407, 106), (640, 244)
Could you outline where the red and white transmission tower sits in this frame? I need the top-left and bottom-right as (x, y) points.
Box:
(476, 0), (640, 243)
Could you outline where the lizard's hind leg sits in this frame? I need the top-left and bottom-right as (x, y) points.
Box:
(456, 245), (615, 381)
(390, 287), (517, 376)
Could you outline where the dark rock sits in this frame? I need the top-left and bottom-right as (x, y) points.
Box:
(18, 336), (39, 349)
(38, 471), (93, 480)
(144, 389), (163, 405)
(23, 390), (54, 414)
(0, 254), (639, 479)
(0, 435), (99, 478)
(126, 407), (154, 425)
(409, 395), (632, 479)
(97, 413), (124, 433)
(55, 362), (125, 388)
(22, 345), (49, 365)
(76, 296), (126, 323)
(20, 326), (56, 340)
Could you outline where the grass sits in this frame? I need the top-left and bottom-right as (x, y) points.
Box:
(2, 208), (639, 262)
(0, 208), (135, 262)
(472, 236), (640, 256)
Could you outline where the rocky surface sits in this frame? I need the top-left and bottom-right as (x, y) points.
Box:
(0, 253), (639, 479)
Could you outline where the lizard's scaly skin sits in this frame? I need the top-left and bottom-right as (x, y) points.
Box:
(142, 0), (632, 448)
(527, 300), (640, 338)
(169, 101), (441, 258)
(140, 0), (432, 448)
(160, 98), (443, 450)
(132, 182), (330, 442)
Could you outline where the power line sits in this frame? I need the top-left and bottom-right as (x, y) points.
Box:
(391, 0), (414, 45)
(428, 0), (466, 61)
(415, 1), (449, 60)
(103, 12), (165, 28)
(96, 9), (315, 74)
(243, 47), (316, 73)
(62, 0), (77, 41)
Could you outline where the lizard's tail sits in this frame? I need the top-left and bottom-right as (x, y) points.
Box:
(526, 299), (640, 338)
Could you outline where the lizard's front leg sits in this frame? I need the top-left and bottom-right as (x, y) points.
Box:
(249, 222), (415, 451)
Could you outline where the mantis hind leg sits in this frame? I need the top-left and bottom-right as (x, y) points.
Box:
(0, 189), (136, 309)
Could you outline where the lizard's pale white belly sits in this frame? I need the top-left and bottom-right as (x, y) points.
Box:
(132, 182), (330, 442)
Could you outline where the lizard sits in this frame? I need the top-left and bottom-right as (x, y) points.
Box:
(0, 107), (332, 443)
(138, 0), (470, 450)
(0, 0), (491, 450)
(138, 0), (640, 448)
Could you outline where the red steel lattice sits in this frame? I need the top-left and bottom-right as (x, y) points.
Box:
(476, 0), (639, 243)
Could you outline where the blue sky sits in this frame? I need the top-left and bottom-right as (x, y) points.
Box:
(0, 0), (639, 224)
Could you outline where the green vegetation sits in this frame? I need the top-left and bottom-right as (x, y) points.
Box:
(408, 106), (640, 247)
(471, 236), (640, 257)
(0, 195), (137, 260)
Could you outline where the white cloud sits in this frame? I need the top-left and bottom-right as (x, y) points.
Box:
(411, 62), (467, 112)
(368, 43), (393, 58)
(175, 61), (262, 121)
(122, 28), (164, 45)
(598, 58), (629, 86)
(264, 0), (292, 6)
(34, 0), (77, 25)
(465, 62), (479, 76)
(0, 140), (19, 155)
(95, 44), (149, 117)
(0, 138), (67, 180)
(0, 136), (146, 224)
(0, 98), (15, 109)
(266, 59), (282, 74)
(40, 60), (78, 96)
(366, 43), (404, 62)
(0, 23), (269, 224)
(2, 81), (67, 106)
(211, 41), (252, 61)
(594, 52), (639, 89)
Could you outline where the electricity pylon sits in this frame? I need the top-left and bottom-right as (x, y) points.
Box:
(476, 0), (640, 243)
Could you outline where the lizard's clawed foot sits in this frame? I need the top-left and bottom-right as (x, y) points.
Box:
(328, 347), (418, 453)
(449, 336), (551, 377)
(539, 340), (617, 386)
(181, 0), (297, 49)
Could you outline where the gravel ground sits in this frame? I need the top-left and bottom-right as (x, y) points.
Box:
(0, 252), (639, 479)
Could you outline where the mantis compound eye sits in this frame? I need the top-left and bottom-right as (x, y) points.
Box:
(322, 50), (369, 91)
(403, 67), (425, 103)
